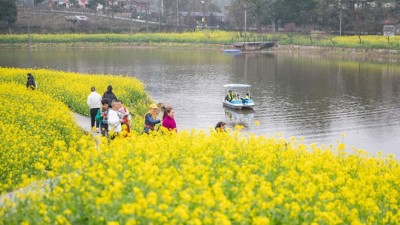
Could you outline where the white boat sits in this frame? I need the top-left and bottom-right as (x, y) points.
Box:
(223, 49), (241, 54)
(223, 84), (255, 110)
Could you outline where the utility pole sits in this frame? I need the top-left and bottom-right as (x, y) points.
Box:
(339, 0), (342, 36)
(201, 0), (205, 27)
(130, 0), (133, 33)
(244, 8), (247, 38)
(159, 0), (163, 31)
(176, 0), (180, 31)
(146, 0), (149, 32)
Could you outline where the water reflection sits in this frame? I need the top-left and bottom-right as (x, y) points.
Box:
(224, 107), (254, 129)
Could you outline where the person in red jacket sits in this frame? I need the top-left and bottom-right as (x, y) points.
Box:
(162, 106), (177, 132)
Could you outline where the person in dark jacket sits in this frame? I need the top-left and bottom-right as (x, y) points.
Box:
(26, 73), (37, 90)
(102, 85), (117, 106)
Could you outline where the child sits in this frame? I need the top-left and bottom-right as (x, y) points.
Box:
(96, 100), (109, 136)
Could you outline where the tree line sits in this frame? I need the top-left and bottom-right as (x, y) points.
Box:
(228, 0), (400, 34)
(2, 0), (400, 34)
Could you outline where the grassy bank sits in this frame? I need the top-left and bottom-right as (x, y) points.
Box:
(1, 9), (156, 34)
(0, 31), (238, 45)
(278, 34), (400, 50)
(1, 68), (400, 224)
(2, 32), (400, 51)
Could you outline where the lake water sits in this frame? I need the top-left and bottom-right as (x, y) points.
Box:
(1, 47), (400, 156)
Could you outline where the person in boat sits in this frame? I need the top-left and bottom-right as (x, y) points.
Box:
(215, 121), (226, 132)
(236, 94), (240, 100)
(144, 103), (161, 134)
(241, 93), (251, 103)
(225, 90), (234, 102)
(161, 106), (177, 133)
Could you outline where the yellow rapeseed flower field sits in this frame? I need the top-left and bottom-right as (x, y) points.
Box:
(0, 31), (238, 45)
(0, 68), (399, 224)
(0, 83), (82, 193)
(0, 67), (150, 131)
(1, 131), (400, 224)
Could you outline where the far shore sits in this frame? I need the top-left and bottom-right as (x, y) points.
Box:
(2, 41), (400, 60)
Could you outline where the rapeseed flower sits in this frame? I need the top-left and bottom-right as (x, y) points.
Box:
(0, 68), (399, 225)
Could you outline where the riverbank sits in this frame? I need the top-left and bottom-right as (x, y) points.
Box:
(1, 32), (400, 49)
(272, 44), (400, 59)
(2, 32), (400, 59)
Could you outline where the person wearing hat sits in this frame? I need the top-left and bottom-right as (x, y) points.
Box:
(26, 73), (37, 90)
(102, 85), (117, 107)
(144, 103), (161, 134)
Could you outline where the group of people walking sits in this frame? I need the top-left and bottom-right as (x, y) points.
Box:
(27, 73), (225, 137)
(87, 85), (178, 138)
(87, 85), (133, 138)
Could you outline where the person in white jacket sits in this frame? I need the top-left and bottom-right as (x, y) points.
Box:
(87, 87), (102, 131)
(108, 99), (124, 139)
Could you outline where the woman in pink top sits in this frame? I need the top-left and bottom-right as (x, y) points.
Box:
(162, 106), (177, 132)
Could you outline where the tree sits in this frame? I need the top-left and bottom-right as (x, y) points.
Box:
(87, 0), (106, 11)
(0, 0), (17, 33)
(225, 0), (396, 34)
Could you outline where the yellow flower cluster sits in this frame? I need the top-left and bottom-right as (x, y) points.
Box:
(0, 31), (238, 45)
(2, 129), (400, 224)
(0, 83), (81, 193)
(2, 32), (400, 49)
(0, 67), (149, 131)
(332, 35), (400, 48)
(0, 67), (148, 113)
(280, 34), (400, 49)
(1, 68), (399, 224)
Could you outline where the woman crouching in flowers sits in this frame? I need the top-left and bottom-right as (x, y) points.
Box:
(144, 103), (161, 134)
(215, 121), (226, 132)
(161, 106), (177, 133)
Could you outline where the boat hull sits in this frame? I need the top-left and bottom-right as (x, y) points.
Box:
(223, 101), (254, 110)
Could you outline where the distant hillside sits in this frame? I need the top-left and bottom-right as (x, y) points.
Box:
(0, 9), (162, 34)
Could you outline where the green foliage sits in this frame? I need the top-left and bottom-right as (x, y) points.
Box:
(0, 0), (17, 25)
(227, 0), (400, 34)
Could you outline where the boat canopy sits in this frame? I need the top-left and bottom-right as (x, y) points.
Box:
(223, 84), (251, 88)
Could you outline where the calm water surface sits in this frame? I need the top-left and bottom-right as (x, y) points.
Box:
(1, 47), (400, 155)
